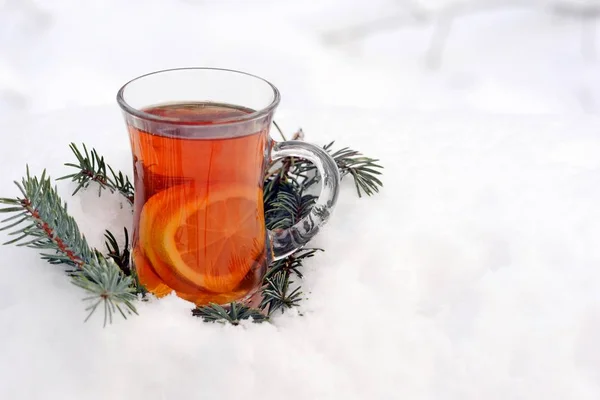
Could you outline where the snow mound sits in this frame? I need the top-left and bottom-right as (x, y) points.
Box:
(1, 106), (600, 399)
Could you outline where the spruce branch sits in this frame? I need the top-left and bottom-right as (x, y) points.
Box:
(192, 302), (268, 325)
(0, 167), (138, 325)
(259, 271), (303, 315)
(263, 129), (305, 191)
(265, 180), (316, 230)
(266, 138), (383, 198)
(265, 248), (322, 280)
(259, 134), (384, 320)
(72, 255), (138, 327)
(0, 167), (92, 265)
(58, 143), (134, 203)
(327, 143), (384, 197)
(107, 165), (135, 204)
(104, 228), (131, 275)
(292, 141), (383, 197)
(263, 172), (286, 211)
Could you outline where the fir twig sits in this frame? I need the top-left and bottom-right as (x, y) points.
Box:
(107, 165), (135, 203)
(265, 248), (322, 280)
(328, 143), (384, 197)
(192, 302), (268, 325)
(58, 143), (134, 203)
(293, 141), (383, 198)
(72, 255), (138, 327)
(259, 134), (384, 320)
(1, 167), (92, 265)
(265, 180), (316, 230)
(58, 143), (109, 196)
(104, 228), (131, 275)
(260, 271), (303, 315)
(0, 167), (138, 325)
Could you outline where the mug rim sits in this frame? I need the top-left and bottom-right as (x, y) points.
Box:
(116, 67), (281, 125)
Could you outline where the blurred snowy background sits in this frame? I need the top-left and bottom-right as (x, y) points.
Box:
(3, 1), (600, 399)
(1, 0), (599, 117)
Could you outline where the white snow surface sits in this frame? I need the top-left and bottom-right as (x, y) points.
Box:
(2, 0), (600, 399)
(2, 106), (600, 399)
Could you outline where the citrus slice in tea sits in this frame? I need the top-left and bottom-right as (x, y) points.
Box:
(137, 238), (213, 298)
(139, 182), (265, 294)
(132, 247), (172, 298)
(134, 244), (248, 305)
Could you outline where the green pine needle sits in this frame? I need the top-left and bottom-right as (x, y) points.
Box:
(0, 167), (138, 325)
(0, 166), (93, 264)
(192, 302), (268, 325)
(265, 180), (316, 230)
(58, 143), (134, 203)
(327, 142), (384, 197)
(291, 141), (384, 197)
(72, 255), (138, 327)
(259, 271), (303, 315)
(104, 227), (131, 276)
(265, 248), (322, 280)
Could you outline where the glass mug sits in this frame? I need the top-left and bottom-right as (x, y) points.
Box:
(117, 67), (340, 306)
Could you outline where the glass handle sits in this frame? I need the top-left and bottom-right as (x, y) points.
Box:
(268, 140), (341, 260)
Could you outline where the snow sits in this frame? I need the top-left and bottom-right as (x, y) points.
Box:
(2, 0), (600, 399)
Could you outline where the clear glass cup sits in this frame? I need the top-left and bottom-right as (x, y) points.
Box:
(117, 67), (340, 306)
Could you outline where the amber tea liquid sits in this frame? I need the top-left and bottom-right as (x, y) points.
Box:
(129, 102), (269, 305)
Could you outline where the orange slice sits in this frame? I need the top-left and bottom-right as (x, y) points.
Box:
(139, 186), (227, 297)
(139, 182), (265, 293)
(132, 246), (172, 298)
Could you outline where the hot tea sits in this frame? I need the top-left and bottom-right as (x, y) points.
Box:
(129, 102), (269, 305)
(119, 68), (340, 308)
